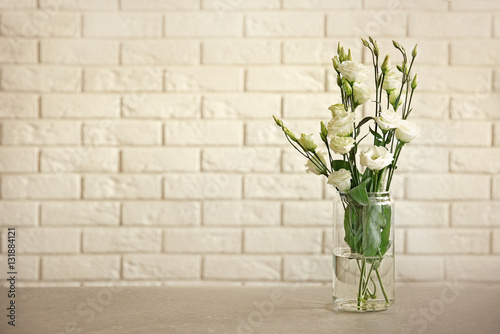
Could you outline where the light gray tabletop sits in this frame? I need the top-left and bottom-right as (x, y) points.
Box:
(1, 284), (499, 334)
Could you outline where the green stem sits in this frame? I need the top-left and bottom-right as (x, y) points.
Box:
(375, 268), (389, 303)
(357, 259), (366, 309)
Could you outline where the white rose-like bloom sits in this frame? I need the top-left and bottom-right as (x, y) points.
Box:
(395, 120), (421, 143)
(329, 135), (355, 155)
(352, 82), (372, 105)
(327, 168), (352, 191)
(375, 109), (401, 131)
(338, 61), (368, 83)
(327, 112), (356, 136)
(297, 133), (317, 152)
(305, 151), (328, 175)
(360, 146), (394, 171)
(382, 71), (402, 92)
(328, 103), (347, 118)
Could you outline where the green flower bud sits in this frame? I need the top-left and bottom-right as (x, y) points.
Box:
(283, 127), (297, 142)
(361, 38), (369, 47)
(298, 133), (317, 152)
(373, 41), (379, 56)
(381, 55), (391, 74)
(396, 65), (403, 73)
(337, 42), (342, 56)
(392, 40), (400, 49)
(347, 49), (352, 61)
(411, 74), (418, 90)
(320, 121), (328, 141)
(412, 44), (418, 58)
(336, 74), (342, 88)
(369, 36), (375, 44)
(272, 115), (283, 127)
(332, 56), (340, 71)
(342, 78), (352, 97)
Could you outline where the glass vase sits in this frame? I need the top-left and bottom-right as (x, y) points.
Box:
(332, 192), (395, 312)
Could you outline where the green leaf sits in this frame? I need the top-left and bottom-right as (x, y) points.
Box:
(379, 206), (392, 256)
(345, 179), (370, 206)
(356, 116), (376, 130)
(332, 159), (350, 171)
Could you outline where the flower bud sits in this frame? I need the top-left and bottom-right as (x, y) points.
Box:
(332, 56), (340, 71)
(381, 55), (391, 74)
(412, 44), (418, 58)
(272, 115), (283, 127)
(392, 40), (400, 49)
(373, 41), (379, 56)
(347, 49), (352, 61)
(298, 133), (317, 152)
(411, 74), (418, 90)
(283, 127), (297, 142)
(337, 74), (342, 88)
(320, 121), (328, 141)
(337, 42), (342, 55)
(361, 38), (369, 47)
(342, 78), (352, 97)
(396, 65), (403, 73)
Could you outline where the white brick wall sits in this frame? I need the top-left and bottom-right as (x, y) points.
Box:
(1, 0), (499, 287)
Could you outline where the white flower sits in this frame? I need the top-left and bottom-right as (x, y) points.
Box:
(305, 151), (328, 175)
(375, 109), (401, 131)
(329, 135), (355, 155)
(395, 120), (420, 143)
(360, 146), (393, 171)
(328, 103), (347, 118)
(352, 82), (372, 105)
(383, 71), (402, 92)
(327, 168), (352, 191)
(389, 89), (404, 109)
(297, 133), (317, 152)
(338, 61), (368, 83)
(327, 112), (356, 136)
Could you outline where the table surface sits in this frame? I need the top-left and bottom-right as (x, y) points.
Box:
(1, 284), (499, 334)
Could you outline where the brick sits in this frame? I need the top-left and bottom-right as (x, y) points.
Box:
(202, 0), (280, 10)
(165, 13), (243, 37)
(122, 201), (201, 226)
(164, 174), (242, 199)
(122, 148), (199, 172)
(0, 39), (37, 63)
(365, 0), (447, 10)
(84, 13), (161, 37)
(203, 201), (280, 226)
(451, 41), (500, 65)
(9, 228), (79, 254)
(410, 94), (449, 119)
(451, 94), (500, 120)
(0, 94), (38, 118)
(496, 122), (500, 145)
(122, 41), (199, 65)
(165, 68), (242, 92)
(246, 13), (324, 37)
(417, 67), (492, 93)
(247, 68), (324, 92)
(451, 148), (500, 173)
(202, 40), (280, 64)
(244, 175), (322, 199)
(414, 120), (491, 146)
(202, 148), (280, 172)
(204, 255), (280, 280)
(164, 228), (241, 253)
(446, 256), (500, 282)
(451, 202), (500, 227)
(245, 228), (322, 253)
(203, 94), (280, 119)
(83, 121), (161, 145)
(1, 67), (81, 92)
(494, 230), (500, 254)
(42, 256), (120, 280)
(0, 256), (38, 281)
(409, 13), (491, 38)
(396, 202), (448, 227)
(395, 229), (405, 254)
(0, 13), (80, 37)
(84, 68), (162, 92)
(397, 147), (448, 173)
(283, 94), (340, 118)
(122, 0), (199, 9)
(165, 121), (243, 145)
(452, 1), (500, 10)
(283, 201), (332, 226)
(284, 40), (361, 65)
(0, 202), (38, 226)
(283, 0), (361, 9)
(327, 11), (406, 37)
(284, 255), (331, 281)
(123, 94), (200, 119)
(41, 94), (120, 118)
(83, 228), (161, 253)
(0, 148), (37, 172)
(41, 40), (118, 65)
(41, 202), (119, 226)
(2, 121), (80, 145)
(2, 175), (79, 199)
(41, 148), (119, 172)
(40, 0), (118, 9)
(0, 0), (36, 8)
(84, 175), (161, 199)
(407, 229), (489, 254)
(123, 255), (200, 279)
(396, 256), (444, 282)
(406, 175), (490, 200)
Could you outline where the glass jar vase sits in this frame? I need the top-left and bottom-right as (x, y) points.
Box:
(332, 192), (395, 312)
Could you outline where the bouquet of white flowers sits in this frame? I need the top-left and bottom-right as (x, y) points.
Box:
(273, 37), (420, 311)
